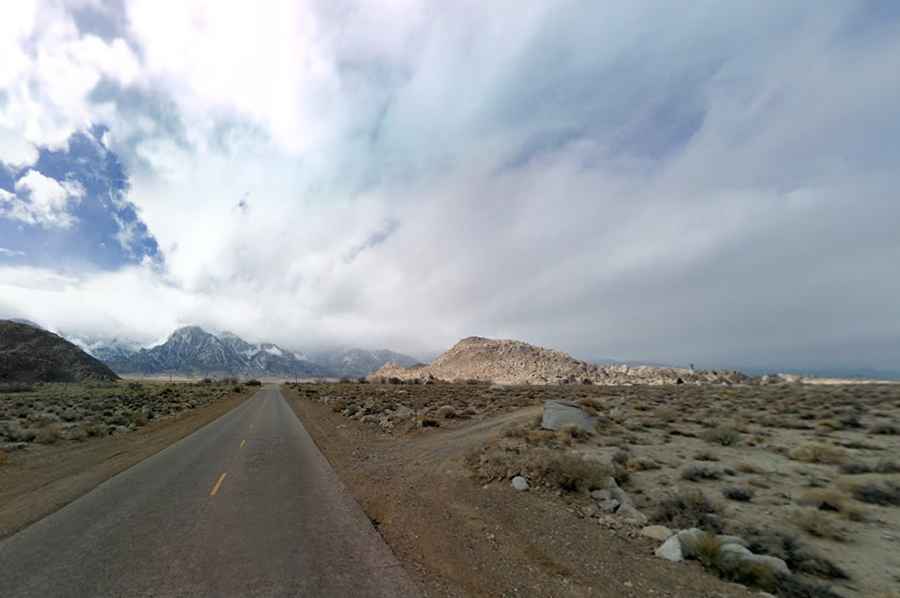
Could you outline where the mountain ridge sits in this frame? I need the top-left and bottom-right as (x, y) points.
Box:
(79, 326), (420, 379)
(0, 320), (119, 383)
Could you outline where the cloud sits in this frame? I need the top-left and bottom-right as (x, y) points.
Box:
(1, 169), (84, 228)
(1, 1), (899, 373)
(0, 247), (26, 258)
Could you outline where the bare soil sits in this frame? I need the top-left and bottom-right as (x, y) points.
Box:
(0, 385), (247, 538)
(287, 381), (900, 598)
(286, 384), (756, 597)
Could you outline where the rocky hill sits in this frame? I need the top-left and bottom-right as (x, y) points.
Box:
(371, 336), (750, 385)
(110, 326), (328, 377)
(0, 320), (119, 383)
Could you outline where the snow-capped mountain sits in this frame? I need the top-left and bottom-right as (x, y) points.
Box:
(104, 326), (328, 377)
(60, 326), (419, 378)
(309, 348), (421, 378)
(67, 335), (143, 365)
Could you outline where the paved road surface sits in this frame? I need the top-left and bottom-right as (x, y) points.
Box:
(0, 386), (420, 597)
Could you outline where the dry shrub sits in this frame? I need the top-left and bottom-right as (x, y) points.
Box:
(467, 446), (610, 493)
(694, 449), (720, 462)
(741, 528), (849, 581)
(556, 424), (591, 444)
(0, 449), (7, 465)
(681, 464), (723, 482)
(722, 486), (755, 502)
(839, 461), (872, 475)
(797, 489), (847, 513)
(874, 459), (900, 474)
(870, 422), (899, 435)
(736, 462), (764, 474)
(850, 480), (900, 506)
(701, 426), (741, 446)
(794, 509), (849, 541)
(35, 423), (63, 444)
(789, 444), (848, 465)
(653, 489), (722, 532)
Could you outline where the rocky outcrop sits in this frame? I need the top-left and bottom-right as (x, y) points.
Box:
(371, 336), (750, 386)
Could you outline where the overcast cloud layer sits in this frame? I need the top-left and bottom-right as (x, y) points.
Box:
(1, 1), (899, 373)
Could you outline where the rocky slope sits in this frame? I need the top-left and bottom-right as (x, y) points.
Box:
(0, 320), (119, 383)
(370, 336), (750, 385)
(110, 326), (328, 377)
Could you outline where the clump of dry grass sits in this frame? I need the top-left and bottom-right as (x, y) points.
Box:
(794, 509), (850, 541)
(0, 449), (8, 465)
(789, 443), (848, 465)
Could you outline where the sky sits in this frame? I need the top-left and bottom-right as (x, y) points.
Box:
(1, 1), (899, 374)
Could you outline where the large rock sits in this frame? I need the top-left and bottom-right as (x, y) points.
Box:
(541, 400), (597, 433)
(511, 476), (529, 491)
(655, 535), (683, 562)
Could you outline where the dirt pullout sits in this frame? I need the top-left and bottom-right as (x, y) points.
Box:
(288, 391), (753, 597)
(0, 392), (247, 539)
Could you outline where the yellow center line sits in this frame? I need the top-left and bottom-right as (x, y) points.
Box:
(240, 439), (246, 448)
(209, 472), (227, 497)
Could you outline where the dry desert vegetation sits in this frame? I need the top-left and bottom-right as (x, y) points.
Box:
(289, 379), (900, 598)
(0, 379), (252, 451)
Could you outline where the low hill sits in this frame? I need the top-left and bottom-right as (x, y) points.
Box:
(371, 336), (750, 385)
(0, 320), (119, 383)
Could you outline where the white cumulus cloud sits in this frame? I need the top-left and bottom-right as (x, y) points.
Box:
(2, 169), (85, 228)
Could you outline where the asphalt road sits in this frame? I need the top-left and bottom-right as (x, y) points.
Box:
(0, 386), (420, 597)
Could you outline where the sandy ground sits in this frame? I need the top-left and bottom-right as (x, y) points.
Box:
(0, 391), (247, 539)
(286, 387), (756, 597)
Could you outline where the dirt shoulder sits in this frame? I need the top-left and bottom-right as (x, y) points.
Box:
(0, 391), (247, 539)
(287, 389), (753, 597)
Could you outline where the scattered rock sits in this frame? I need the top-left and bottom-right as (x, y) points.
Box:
(617, 503), (648, 524)
(590, 489), (611, 501)
(655, 535), (684, 562)
(598, 499), (621, 513)
(511, 476), (529, 491)
(641, 525), (674, 542)
(541, 400), (597, 433)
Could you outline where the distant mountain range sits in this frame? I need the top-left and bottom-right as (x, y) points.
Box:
(66, 326), (419, 379)
(0, 321), (119, 383)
